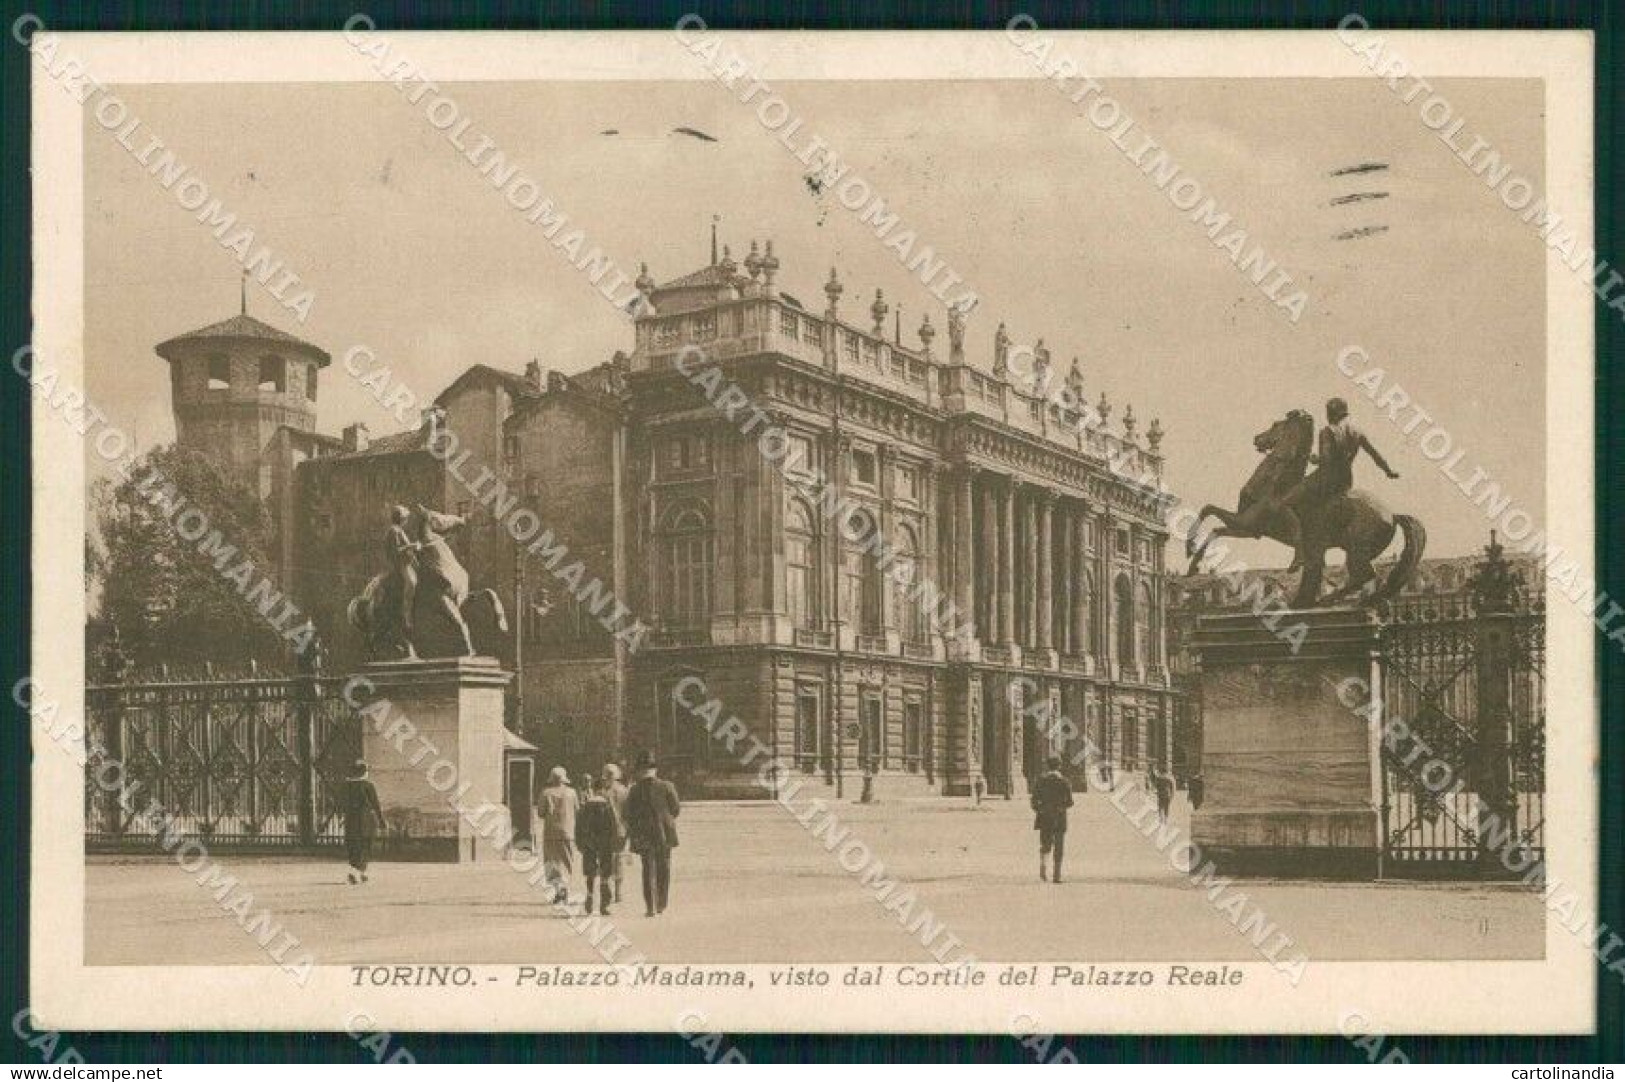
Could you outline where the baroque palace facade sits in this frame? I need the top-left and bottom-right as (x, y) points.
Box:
(149, 239), (1179, 800)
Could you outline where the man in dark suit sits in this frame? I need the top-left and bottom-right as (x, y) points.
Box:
(1030, 755), (1074, 884)
(624, 750), (680, 916)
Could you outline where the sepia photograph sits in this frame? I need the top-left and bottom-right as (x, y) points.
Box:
(15, 19), (1609, 1053)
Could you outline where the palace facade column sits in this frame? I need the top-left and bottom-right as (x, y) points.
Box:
(979, 478), (999, 641)
(1036, 491), (1054, 650)
(999, 479), (1016, 644)
(1070, 509), (1089, 656)
(1023, 488), (1040, 646)
(1057, 501), (1074, 655)
(953, 466), (977, 647)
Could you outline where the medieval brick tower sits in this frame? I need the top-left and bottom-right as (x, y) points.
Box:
(155, 309), (338, 580)
(154, 311), (331, 501)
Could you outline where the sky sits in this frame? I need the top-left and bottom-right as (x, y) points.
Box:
(84, 75), (1546, 561)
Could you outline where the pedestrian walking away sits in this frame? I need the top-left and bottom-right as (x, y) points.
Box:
(1151, 766), (1175, 825)
(1030, 756), (1074, 884)
(342, 759), (386, 885)
(537, 765), (579, 905)
(575, 775), (619, 915)
(603, 762), (630, 904)
(624, 750), (680, 916)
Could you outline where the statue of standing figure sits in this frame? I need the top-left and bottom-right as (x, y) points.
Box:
(348, 503), (508, 660)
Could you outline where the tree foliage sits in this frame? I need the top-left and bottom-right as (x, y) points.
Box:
(91, 445), (284, 670)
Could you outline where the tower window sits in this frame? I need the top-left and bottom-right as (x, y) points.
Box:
(206, 355), (230, 391)
(258, 355), (285, 393)
(305, 362), (318, 401)
(851, 448), (877, 488)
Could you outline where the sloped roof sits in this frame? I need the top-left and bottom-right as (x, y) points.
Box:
(155, 313), (331, 366)
(433, 364), (544, 407)
(347, 427), (430, 458)
(655, 263), (741, 291)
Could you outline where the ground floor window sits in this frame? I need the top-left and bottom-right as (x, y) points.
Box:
(903, 698), (923, 772)
(1121, 708), (1140, 771)
(796, 687), (823, 773)
(656, 673), (709, 767)
(860, 693), (884, 772)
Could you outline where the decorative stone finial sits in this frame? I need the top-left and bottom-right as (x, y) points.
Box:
(1096, 391), (1112, 427)
(1146, 417), (1164, 453)
(1469, 531), (1520, 614)
(745, 240), (763, 281)
(824, 266), (844, 314)
(719, 244), (737, 276)
(635, 262), (655, 295)
(1122, 403), (1137, 441)
(761, 240), (779, 289)
(870, 289), (889, 336)
(918, 313), (936, 355)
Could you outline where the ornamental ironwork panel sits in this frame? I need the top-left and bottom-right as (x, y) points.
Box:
(1377, 607), (1544, 879)
(84, 668), (360, 852)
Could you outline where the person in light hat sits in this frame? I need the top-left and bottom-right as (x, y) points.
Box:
(537, 764), (579, 905)
(602, 762), (630, 904)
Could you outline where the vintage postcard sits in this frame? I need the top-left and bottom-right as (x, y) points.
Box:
(25, 26), (1598, 1036)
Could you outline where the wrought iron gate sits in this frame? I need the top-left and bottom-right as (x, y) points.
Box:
(1377, 542), (1544, 879)
(85, 663), (361, 852)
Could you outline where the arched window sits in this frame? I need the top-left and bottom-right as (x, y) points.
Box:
(893, 524), (925, 643)
(662, 505), (712, 628)
(1135, 581), (1154, 668)
(786, 499), (819, 630)
(1114, 573), (1134, 664)
(843, 509), (883, 634)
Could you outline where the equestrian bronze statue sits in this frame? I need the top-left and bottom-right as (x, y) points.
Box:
(348, 503), (508, 659)
(1185, 400), (1426, 608)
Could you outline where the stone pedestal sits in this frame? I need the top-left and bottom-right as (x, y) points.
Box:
(1190, 608), (1381, 878)
(356, 656), (514, 863)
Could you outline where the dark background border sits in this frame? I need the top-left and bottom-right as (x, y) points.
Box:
(1, 0), (1618, 1065)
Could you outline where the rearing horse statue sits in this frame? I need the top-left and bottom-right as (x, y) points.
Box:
(348, 504), (508, 659)
(1185, 409), (1426, 608)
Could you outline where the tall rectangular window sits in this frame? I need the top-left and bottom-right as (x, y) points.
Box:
(861, 694), (884, 772)
(851, 449), (877, 488)
(796, 688), (822, 772)
(903, 699), (923, 772)
(207, 355), (230, 391)
(258, 355), (285, 393)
